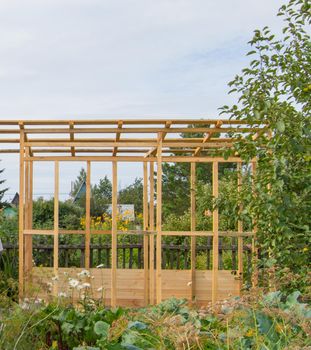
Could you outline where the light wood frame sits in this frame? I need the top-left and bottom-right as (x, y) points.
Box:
(0, 119), (262, 305)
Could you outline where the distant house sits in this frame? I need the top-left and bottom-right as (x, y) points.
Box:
(11, 192), (19, 207)
(107, 204), (135, 221)
(2, 193), (19, 218)
(73, 181), (86, 203)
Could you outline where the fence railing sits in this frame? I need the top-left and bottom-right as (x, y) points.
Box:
(2, 241), (252, 275)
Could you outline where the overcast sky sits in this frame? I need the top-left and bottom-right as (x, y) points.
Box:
(0, 0), (285, 200)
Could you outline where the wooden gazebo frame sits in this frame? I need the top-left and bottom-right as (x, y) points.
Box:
(0, 119), (263, 306)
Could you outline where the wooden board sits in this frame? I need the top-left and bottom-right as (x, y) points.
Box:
(28, 267), (240, 307)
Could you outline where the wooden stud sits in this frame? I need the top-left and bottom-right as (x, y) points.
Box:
(212, 161), (219, 305)
(111, 161), (118, 307)
(85, 161), (91, 269)
(190, 162), (196, 300)
(251, 161), (258, 288)
(149, 162), (155, 305)
(156, 134), (162, 304)
(18, 127), (25, 300)
(143, 162), (149, 305)
(237, 163), (243, 295)
(53, 161), (59, 296)
(24, 149), (33, 275)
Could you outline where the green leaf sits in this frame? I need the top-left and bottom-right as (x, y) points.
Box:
(127, 321), (147, 330)
(276, 120), (285, 132)
(94, 320), (110, 337)
(247, 50), (257, 56)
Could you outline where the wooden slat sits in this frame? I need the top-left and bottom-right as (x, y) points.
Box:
(25, 156), (248, 163)
(18, 126), (25, 300)
(69, 121), (75, 156)
(237, 163), (243, 295)
(194, 120), (223, 156)
(156, 134), (162, 304)
(111, 161), (118, 307)
(190, 162), (196, 300)
(112, 120), (123, 156)
(144, 121), (172, 158)
(149, 161), (155, 305)
(53, 161), (59, 296)
(212, 161), (219, 305)
(85, 161), (91, 268)
(24, 149), (33, 275)
(143, 162), (149, 305)
(251, 161), (258, 288)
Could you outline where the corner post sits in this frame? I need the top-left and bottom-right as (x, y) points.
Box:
(237, 163), (243, 294)
(212, 161), (219, 304)
(190, 162), (196, 300)
(143, 162), (149, 305)
(156, 133), (162, 304)
(53, 161), (59, 296)
(85, 161), (91, 268)
(149, 161), (155, 305)
(111, 161), (118, 307)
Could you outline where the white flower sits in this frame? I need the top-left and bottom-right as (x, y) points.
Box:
(58, 292), (67, 298)
(96, 264), (104, 268)
(82, 282), (91, 289)
(187, 281), (192, 287)
(77, 269), (90, 278)
(97, 287), (103, 292)
(77, 285), (84, 291)
(69, 278), (80, 288)
(52, 276), (59, 281)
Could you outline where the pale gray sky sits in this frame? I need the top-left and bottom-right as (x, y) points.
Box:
(0, 0), (285, 200)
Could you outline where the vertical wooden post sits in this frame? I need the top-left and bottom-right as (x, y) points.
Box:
(156, 134), (162, 304)
(24, 148), (33, 275)
(190, 162), (196, 300)
(251, 161), (258, 288)
(53, 161), (59, 296)
(18, 128), (25, 300)
(237, 163), (243, 295)
(111, 161), (117, 307)
(149, 161), (155, 305)
(85, 161), (91, 269)
(143, 162), (149, 305)
(212, 161), (219, 304)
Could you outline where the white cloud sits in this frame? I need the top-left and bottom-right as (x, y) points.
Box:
(0, 0), (285, 198)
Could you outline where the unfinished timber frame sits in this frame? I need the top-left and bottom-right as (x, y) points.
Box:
(0, 119), (263, 306)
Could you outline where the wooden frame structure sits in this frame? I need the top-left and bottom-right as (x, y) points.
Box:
(0, 119), (263, 306)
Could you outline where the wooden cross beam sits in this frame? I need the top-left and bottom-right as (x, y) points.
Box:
(112, 121), (123, 156)
(194, 120), (223, 156)
(144, 121), (172, 158)
(69, 121), (75, 156)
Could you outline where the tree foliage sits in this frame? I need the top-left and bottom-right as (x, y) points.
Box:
(220, 0), (311, 292)
(0, 162), (8, 209)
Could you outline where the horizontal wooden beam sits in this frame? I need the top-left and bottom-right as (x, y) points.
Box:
(24, 155), (250, 162)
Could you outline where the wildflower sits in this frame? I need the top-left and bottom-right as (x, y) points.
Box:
(96, 263), (104, 268)
(58, 292), (67, 298)
(97, 286), (103, 292)
(77, 269), (90, 278)
(52, 276), (59, 281)
(82, 282), (91, 289)
(69, 278), (80, 288)
(245, 329), (254, 337)
(187, 281), (192, 286)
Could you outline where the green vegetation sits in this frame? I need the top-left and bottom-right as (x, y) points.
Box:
(0, 1), (310, 349)
(0, 291), (310, 349)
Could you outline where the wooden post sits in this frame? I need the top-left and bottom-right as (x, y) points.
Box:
(18, 128), (25, 300)
(53, 161), (59, 296)
(251, 161), (258, 288)
(212, 161), (219, 305)
(85, 161), (91, 268)
(237, 163), (243, 295)
(149, 161), (155, 305)
(190, 162), (196, 300)
(143, 162), (149, 305)
(24, 148), (33, 275)
(111, 161), (117, 307)
(156, 134), (162, 304)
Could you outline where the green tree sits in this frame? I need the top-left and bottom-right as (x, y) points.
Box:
(92, 176), (112, 216)
(118, 178), (143, 214)
(220, 0), (311, 293)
